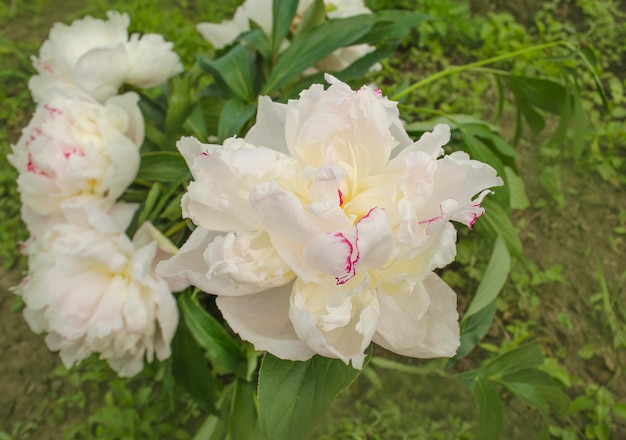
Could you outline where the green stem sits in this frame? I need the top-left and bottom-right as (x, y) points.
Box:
(391, 41), (568, 101)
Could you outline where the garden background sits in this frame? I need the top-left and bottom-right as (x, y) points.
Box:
(1, 0), (625, 438)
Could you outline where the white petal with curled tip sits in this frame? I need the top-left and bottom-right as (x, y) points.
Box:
(373, 273), (460, 358)
(74, 44), (130, 102)
(289, 277), (379, 368)
(244, 96), (289, 155)
(249, 182), (319, 243)
(196, 5), (250, 49)
(156, 226), (221, 293)
(216, 284), (315, 361)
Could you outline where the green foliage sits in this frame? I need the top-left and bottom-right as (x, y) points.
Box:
(458, 343), (570, 440)
(258, 350), (370, 440)
(40, 357), (201, 440)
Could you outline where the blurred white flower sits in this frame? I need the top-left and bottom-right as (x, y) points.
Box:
(16, 205), (180, 377)
(158, 75), (503, 368)
(29, 11), (183, 102)
(8, 88), (144, 239)
(196, 0), (378, 72)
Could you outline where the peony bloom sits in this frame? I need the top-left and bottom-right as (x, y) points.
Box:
(197, 0), (377, 72)
(16, 204), (180, 377)
(8, 88), (144, 239)
(158, 75), (503, 368)
(29, 11), (183, 102)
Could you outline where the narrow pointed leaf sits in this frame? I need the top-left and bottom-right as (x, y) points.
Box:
(137, 151), (191, 183)
(171, 306), (218, 414)
(229, 379), (261, 440)
(179, 291), (248, 378)
(480, 342), (543, 377)
(218, 98), (257, 142)
(295, 0), (326, 37)
(272, 0), (299, 55)
(480, 198), (524, 260)
(354, 10), (428, 44)
(464, 236), (510, 318)
(198, 46), (255, 101)
(451, 300), (497, 365)
(473, 376), (503, 440)
(262, 15), (374, 94)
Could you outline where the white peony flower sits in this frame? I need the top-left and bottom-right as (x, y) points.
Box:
(197, 0), (378, 73)
(30, 11), (183, 102)
(16, 205), (180, 377)
(8, 88), (144, 239)
(158, 75), (503, 368)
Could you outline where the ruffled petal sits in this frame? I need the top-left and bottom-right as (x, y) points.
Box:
(216, 284), (315, 360)
(124, 33), (183, 88)
(196, 5), (250, 49)
(289, 277), (378, 368)
(250, 182), (319, 243)
(74, 44), (130, 101)
(245, 96), (289, 155)
(373, 273), (460, 358)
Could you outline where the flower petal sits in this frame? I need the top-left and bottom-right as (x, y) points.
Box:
(373, 273), (460, 358)
(250, 182), (319, 243)
(124, 33), (183, 88)
(74, 44), (130, 101)
(289, 277), (378, 368)
(245, 96), (289, 155)
(216, 284), (315, 361)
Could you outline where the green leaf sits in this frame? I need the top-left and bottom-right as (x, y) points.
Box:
(238, 29), (272, 59)
(138, 92), (166, 128)
(497, 369), (552, 419)
(272, 0), (299, 55)
(192, 383), (235, 440)
(472, 376), (503, 440)
(262, 15), (374, 94)
(481, 198), (524, 261)
(218, 98), (257, 142)
(354, 10), (428, 44)
(136, 151), (191, 183)
(504, 166), (530, 210)
(136, 182), (161, 226)
(165, 75), (193, 136)
(498, 368), (571, 418)
(171, 304), (218, 414)
(295, 0), (326, 37)
(451, 300), (497, 365)
(198, 46), (255, 102)
(458, 130), (509, 208)
(506, 77), (547, 138)
(612, 403), (626, 420)
(371, 356), (445, 375)
(258, 350), (369, 440)
(480, 342), (543, 378)
(336, 40), (398, 82)
(505, 76), (567, 115)
(464, 236), (510, 319)
(229, 380), (261, 440)
(464, 124), (516, 159)
(567, 395), (594, 415)
(179, 291), (248, 378)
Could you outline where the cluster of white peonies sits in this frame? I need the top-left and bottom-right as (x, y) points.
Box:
(197, 0), (379, 72)
(157, 74), (504, 369)
(9, 12), (183, 377)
